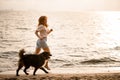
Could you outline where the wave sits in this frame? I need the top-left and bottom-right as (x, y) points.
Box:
(0, 51), (18, 58)
(114, 46), (120, 50)
(61, 63), (74, 67)
(16, 27), (30, 30)
(2, 39), (21, 42)
(81, 57), (119, 64)
(0, 51), (18, 55)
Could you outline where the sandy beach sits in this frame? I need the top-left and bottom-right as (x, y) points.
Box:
(0, 67), (120, 80)
(0, 73), (120, 80)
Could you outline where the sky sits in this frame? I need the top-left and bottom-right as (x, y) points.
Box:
(0, 0), (120, 11)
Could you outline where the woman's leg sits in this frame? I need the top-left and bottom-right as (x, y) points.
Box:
(43, 47), (50, 52)
(43, 47), (50, 70)
(35, 48), (41, 54)
(44, 60), (50, 70)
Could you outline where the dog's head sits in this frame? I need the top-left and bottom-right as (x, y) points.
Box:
(19, 49), (25, 53)
(41, 52), (52, 59)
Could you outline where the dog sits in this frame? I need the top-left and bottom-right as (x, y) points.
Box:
(16, 49), (51, 76)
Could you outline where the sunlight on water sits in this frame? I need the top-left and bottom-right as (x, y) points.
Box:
(96, 12), (120, 48)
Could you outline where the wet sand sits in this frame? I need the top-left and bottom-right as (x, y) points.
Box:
(0, 73), (120, 80)
(0, 67), (120, 80)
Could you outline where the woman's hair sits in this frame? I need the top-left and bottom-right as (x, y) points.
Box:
(38, 16), (48, 27)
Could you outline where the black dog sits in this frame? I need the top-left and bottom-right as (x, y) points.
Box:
(16, 49), (51, 76)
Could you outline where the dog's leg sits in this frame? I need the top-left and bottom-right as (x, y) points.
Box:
(23, 66), (30, 75)
(33, 68), (38, 75)
(40, 67), (48, 73)
(16, 62), (23, 76)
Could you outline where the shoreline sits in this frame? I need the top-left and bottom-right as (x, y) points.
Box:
(1, 67), (120, 74)
(0, 67), (120, 80)
(0, 73), (120, 80)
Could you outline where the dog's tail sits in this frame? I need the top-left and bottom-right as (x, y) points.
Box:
(19, 49), (25, 58)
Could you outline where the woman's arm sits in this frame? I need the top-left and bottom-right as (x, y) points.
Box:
(47, 29), (53, 34)
(35, 30), (43, 39)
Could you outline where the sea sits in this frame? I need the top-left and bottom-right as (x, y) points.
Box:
(0, 10), (120, 73)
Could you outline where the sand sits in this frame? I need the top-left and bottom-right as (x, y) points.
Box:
(0, 73), (120, 80)
(0, 67), (120, 80)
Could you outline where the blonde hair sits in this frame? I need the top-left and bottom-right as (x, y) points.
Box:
(38, 16), (48, 27)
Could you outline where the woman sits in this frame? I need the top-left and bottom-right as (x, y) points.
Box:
(35, 16), (53, 70)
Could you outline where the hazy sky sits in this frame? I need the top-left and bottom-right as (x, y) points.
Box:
(0, 0), (120, 11)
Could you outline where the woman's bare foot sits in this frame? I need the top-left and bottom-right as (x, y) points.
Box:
(45, 65), (51, 70)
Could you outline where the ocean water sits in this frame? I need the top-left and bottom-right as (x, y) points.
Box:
(0, 10), (120, 72)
